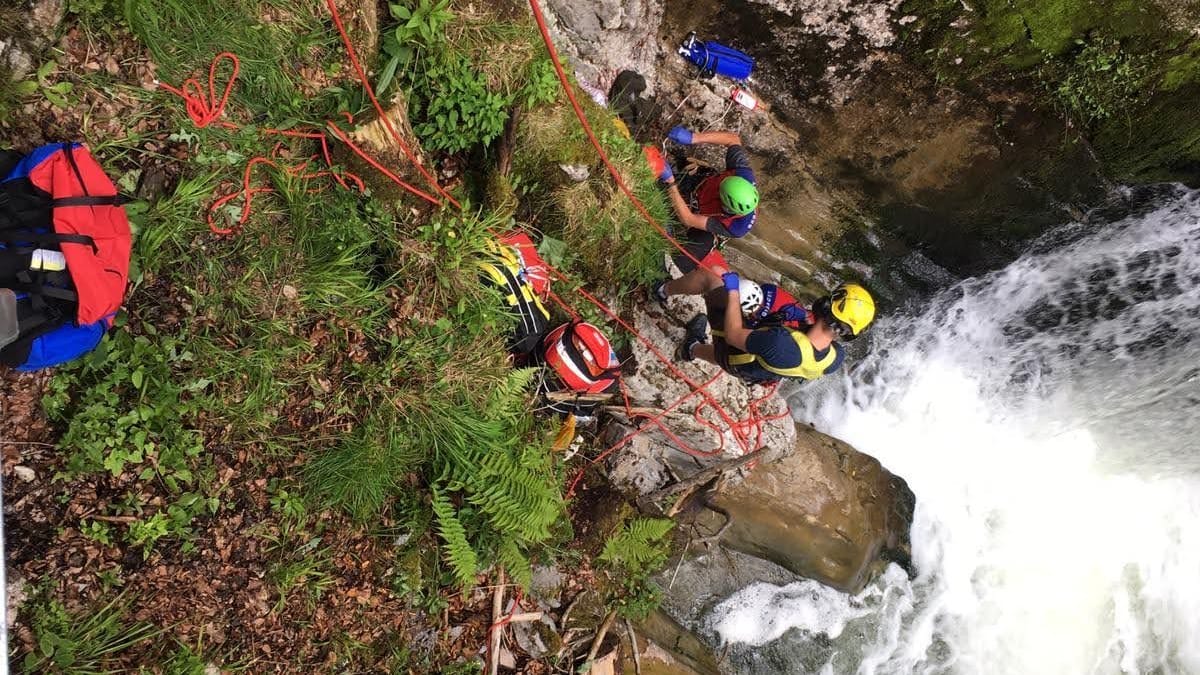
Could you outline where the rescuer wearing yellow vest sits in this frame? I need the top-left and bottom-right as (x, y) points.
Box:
(679, 270), (876, 384)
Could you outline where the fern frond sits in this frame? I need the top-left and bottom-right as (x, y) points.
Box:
(599, 518), (674, 575)
(497, 537), (534, 590)
(431, 488), (480, 589)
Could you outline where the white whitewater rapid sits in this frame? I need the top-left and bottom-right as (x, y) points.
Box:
(708, 187), (1200, 674)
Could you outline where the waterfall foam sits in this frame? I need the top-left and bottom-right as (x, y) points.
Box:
(708, 187), (1200, 674)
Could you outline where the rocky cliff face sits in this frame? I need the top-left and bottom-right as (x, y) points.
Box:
(541, 0), (1200, 299)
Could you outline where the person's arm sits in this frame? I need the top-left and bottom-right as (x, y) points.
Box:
(663, 177), (712, 231)
(668, 126), (742, 148)
(691, 130), (742, 146)
(721, 272), (753, 349)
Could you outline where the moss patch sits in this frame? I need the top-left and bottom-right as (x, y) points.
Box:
(900, 0), (1200, 185)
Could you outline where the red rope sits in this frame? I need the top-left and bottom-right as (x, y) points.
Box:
(324, 0), (461, 209)
(156, 52), (239, 129)
(526, 0), (718, 276)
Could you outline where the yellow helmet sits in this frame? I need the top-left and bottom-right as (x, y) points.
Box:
(814, 283), (875, 339)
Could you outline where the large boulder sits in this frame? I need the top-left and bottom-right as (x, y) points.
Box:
(700, 423), (913, 593)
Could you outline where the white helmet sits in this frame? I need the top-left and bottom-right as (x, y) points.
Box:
(738, 279), (764, 317)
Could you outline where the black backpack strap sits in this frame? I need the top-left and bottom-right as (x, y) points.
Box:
(60, 143), (91, 197)
(15, 269), (77, 306)
(0, 229), (97, 253)
(53, 195), (127, 207)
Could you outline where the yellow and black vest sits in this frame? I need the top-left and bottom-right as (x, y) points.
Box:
(721, 327), (839, 381)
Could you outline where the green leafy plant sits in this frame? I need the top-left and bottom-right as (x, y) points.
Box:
(377, 0), (455, 95)
(67, 0), (118, 20)
(391, 0), (454, 45)
(519, 56), (561, 108)
(409, 51), (511, 153)
(45, 327), (205, 489)
(80, 520), (115, 547)
(598, 518), (674, 619)
(123, 492), (218, 558)
(599, 518), (674, 574)
(14, 59), (76, 108)
(1047, 37), (1148, 125)
(22, 590), (160, 673)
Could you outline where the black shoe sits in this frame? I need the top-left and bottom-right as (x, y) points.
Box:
(648, 279), (669, 307)
(677, 314), (708, 362)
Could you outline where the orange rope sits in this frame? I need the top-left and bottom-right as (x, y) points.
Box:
(156, 51), (239, 129)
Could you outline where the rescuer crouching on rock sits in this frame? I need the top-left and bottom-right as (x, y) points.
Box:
(673, 267), (876, 385)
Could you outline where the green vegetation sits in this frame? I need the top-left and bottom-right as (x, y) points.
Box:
(899, 0), (1200, 183)
(12, 0), (678, 669)
(1045, 37), (1148, 125)
(598, 517), (674, 620)
(22, 590), (159, 673)
(513, 100), (669, 288)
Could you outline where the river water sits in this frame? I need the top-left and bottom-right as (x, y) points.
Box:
(706, 187), (1200, 674)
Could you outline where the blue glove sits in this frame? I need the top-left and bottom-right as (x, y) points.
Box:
(658, 161), (674, 183)
(668, 126), (694, 145)
(722, 272), (740, 292)
(781, 304), (812, 324)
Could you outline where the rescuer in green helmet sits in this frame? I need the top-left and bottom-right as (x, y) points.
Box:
(649, 126), (760, 304)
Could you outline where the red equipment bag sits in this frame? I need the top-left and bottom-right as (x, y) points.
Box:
(542, 321), (619, 395)
(0, 143), (132, 370)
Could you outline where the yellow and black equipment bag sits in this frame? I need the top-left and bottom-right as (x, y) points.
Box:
(479, 239), (550, 356)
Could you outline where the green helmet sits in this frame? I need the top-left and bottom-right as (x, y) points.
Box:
(719, 176), (759, 216)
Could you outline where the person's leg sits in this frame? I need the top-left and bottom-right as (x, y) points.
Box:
(666, 242), (725, 296)
(692, 343), (720, 366)
(703, 285), (729, 312)
(665, 266), (720, 297)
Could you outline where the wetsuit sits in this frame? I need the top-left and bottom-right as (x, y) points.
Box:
(672, 145), (757, 273)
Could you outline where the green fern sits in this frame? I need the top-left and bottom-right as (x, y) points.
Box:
(496, 537), (533, 590)
(431, 488), (479, 589)
(599, 518), (674, 575)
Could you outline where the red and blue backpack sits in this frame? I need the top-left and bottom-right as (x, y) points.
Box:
(0, 143), (131, 370)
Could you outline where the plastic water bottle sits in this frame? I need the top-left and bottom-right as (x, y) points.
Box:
(731, 87), (758, 110)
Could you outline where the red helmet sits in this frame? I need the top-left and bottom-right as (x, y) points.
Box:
(543, 322), (619, 394)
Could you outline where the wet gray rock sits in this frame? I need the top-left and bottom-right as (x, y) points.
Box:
(542, 0), (664, 93)
(702, 424), (914, 593)
(1, 0), (64, 80)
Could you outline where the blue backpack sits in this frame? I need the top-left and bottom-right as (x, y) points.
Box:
(678, 33), (755, 81)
